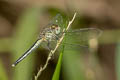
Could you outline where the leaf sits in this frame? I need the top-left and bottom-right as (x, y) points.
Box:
(52, 52), (63, 80)
(116, 42), (120, 80)
(12, 7), (41, 80)
(0, 59), (8, 80)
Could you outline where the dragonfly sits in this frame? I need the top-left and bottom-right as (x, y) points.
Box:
(12, 14), (102, 67)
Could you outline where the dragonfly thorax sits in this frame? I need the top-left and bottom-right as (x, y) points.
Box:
(40, 24), (61, 42)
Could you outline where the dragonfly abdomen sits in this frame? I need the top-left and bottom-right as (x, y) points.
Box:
(12, 39), (43, 67)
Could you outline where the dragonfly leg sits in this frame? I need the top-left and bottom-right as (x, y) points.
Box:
(47, 40), (55, 59)
(55, 35), (59, 40)
(47, 41), (52, 51)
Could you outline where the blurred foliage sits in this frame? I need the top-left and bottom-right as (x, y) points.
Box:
(62, 36), (86, 80)
(11, 7), (41, 80)
(116, 42), (120, 80)
(0, 59), (8, 80)
(0, 38), (12, 52)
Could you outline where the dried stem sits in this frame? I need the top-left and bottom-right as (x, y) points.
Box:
(34, 12), (77, 80)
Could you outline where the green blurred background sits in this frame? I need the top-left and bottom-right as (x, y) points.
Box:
(0, 0), (120, 80)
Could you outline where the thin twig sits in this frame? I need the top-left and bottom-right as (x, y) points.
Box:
(34, 12), (77, 80)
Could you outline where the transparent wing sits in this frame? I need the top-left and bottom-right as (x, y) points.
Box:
(59, 43), (89, 53)
(49, 14), (64, 29)
(41, 28), (102, 50)
(63, 28), (102, 46)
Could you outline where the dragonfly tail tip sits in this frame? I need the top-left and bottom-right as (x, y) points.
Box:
(12, 64), (15, 67)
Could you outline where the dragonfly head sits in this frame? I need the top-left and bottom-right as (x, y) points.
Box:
(50, 24), (61, 34)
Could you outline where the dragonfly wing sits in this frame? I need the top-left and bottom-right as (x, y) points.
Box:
(49, 14), (67, 29)
(40, 40), (57, 50)
(61, 42), (89, 48)
(57, 42), (89, 54)
(64, 28), (102, 46)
